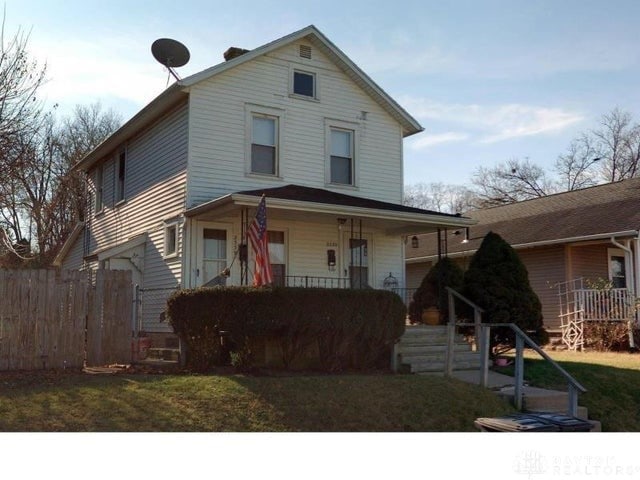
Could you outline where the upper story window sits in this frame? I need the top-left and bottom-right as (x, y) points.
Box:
(293, 70), (315, 98)
(329, 127), (355, 186)
(251, 115), (278, 175)
(95, 163), (104, 213)
(164, 222), (179, 258)
(116, 149), (126, 203)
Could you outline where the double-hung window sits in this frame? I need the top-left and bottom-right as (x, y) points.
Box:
(329, 127), (355, 186)
(251, 114), (278, 175)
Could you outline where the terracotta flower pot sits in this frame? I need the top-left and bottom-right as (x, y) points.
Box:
(421, 307), (440, 325)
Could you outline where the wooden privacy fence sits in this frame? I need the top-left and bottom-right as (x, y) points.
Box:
(0, 269), (133, 370)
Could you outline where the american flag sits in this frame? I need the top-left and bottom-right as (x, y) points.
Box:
(248, 195), (273, 286)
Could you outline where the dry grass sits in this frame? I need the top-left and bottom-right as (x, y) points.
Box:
(0, 370), (515, 432)
(497, 349), (640, 431)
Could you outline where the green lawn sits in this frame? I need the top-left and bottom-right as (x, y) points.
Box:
(0, 370), (514, 432)
(497, 350), (640, 431)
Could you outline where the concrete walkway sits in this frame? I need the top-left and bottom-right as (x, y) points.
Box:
(449, 369), (588, 420)
(450, 369), (516, 389)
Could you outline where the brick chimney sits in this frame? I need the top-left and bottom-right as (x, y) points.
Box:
(223, 47), (249, 61)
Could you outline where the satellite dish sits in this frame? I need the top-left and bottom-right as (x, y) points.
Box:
(151, 38), (190, 81)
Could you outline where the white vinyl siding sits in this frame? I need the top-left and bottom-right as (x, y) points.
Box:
(85, 102), (188, 331)
(186, 42), (403, 208)
(60, 232), (86, 271)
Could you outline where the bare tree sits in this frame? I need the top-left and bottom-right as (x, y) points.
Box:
(593, 108), (640, 182)
(554, 134), (601, 191)
(404, 182), (477, 214)
(55, 102), (121, 223)
(471, 157), (555, 207)
(0, 16), (46, 263)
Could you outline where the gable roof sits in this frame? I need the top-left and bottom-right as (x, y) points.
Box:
(74, 25), (423, 173)
(407, 178), (640, 261)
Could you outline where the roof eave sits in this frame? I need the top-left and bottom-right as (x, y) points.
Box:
(182, 25), (423, 137)
(185, 193), (475, 230)
(52, 222), (85, 267)
(406, 229), (640, 264)
(72, 84), (188, 173)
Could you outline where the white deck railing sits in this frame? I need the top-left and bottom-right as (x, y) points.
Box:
(574, 288), (634, 321)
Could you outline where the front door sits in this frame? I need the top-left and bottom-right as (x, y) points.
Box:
(196, 223), (231, 287)
(346, 236), (371, 289)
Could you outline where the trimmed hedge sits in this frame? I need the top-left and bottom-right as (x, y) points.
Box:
(167, 286), (406, 372)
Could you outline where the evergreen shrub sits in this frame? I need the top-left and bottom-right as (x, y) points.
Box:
(463, 231), (548, 354)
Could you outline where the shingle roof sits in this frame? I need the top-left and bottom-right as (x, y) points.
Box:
(237, 184), (464, 218)
(407, 178), (640, 259)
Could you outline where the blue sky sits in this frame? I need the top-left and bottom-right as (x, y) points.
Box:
(6, 0), (640, 187)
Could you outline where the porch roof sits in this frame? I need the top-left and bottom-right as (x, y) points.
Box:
(185, 184), (475, 235)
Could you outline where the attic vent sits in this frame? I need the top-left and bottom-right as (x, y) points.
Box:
(299, 45), (312, 59)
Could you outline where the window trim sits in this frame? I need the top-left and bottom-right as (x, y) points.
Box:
(94, 163), (104, 215)
(245, 104), (284, 178)
(289, 66), (319, 101)
(115, 148), (126, 205)
(325, 119), (358, 188)
(164, 221), (179, 259)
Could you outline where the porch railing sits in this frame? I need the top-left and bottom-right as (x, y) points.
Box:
(575, 288), (633, 321)
(284, 275), (349, 289)
(445, 287), (587, 416)
(391, 287), (417, 306)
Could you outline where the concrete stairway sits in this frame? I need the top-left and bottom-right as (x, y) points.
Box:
(396, 325), (481, 373)
(452, 363), (601, 431)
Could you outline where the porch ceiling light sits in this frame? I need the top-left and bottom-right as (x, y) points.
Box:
(411, 236), (419, 248)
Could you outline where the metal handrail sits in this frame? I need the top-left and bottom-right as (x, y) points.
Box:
(445, 287), (587, 416)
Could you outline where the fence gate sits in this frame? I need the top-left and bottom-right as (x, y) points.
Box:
(0, 269), (133, 370)
(86, 270), (133, 366)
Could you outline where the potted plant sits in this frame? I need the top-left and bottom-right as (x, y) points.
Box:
(409, 257), (465, 325)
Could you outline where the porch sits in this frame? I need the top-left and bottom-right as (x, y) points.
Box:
(184, 184), (475, 291)
(557, 278), (637, 351)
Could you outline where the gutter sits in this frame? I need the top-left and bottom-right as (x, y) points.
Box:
(610, 235), (638, 349)
(407, 229), (640, 264)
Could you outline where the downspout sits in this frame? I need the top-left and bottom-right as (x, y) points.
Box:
(610, 235), (637, 349)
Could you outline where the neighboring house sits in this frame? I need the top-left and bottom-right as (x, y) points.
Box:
(405, 178), (640, 341)
(54, 25), (473, 346)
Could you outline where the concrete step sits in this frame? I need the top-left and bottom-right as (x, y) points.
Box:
(396, 343), (472, 355)
(409, 358), (482, 373)
(403, 325), (448, 334)
(401, 350), (480, 364)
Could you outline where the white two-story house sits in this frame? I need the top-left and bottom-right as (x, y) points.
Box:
(55, 25), (473, 345)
